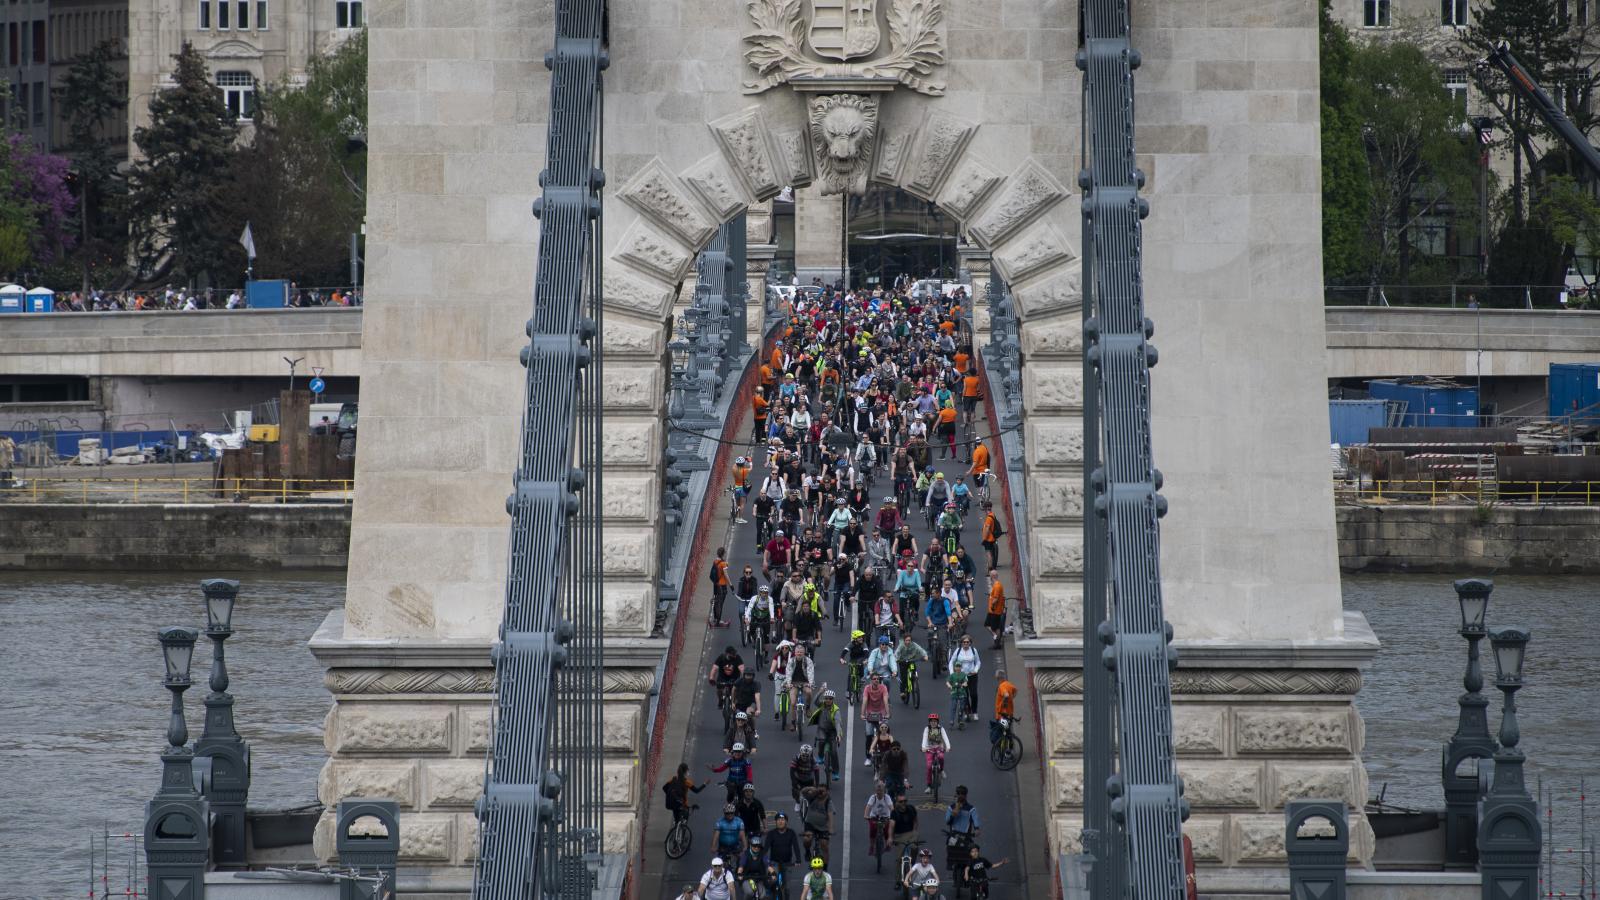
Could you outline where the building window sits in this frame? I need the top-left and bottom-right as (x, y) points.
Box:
(31, 19), (42, 63)
(1442, 0), (1468, 25)
(217, 70), (253, 120)
(1364, 0), (1391, 26)
(217, 0), (229, 28)
(31, 80), (42, 126)
(256, 1), (268, 29)
(236, 0), (248, 28)
(198, 0), (210, 28)
(335, 0), (362, 28)
(6, 22), (15, 66)
(1444, 69), (1470, 122)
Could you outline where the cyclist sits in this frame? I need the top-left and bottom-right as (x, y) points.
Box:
(753, 489), (776, 551)
(994, 668), (1017, 728)
(881, 738), (912, 798)
(944, 786), (982, 871)
(839, 631), (870, 703)
(790, 588), (823, 651)
(732, 457), (753, 523)
(736, 782), (767, 838)
(892, 522), (919, 560)
(708, 744), (755, 804)
(734, 834), (770, 895)
(745, 584), (776, 651)
(960, 844), (1009, 897)
(808, 691), (843, 780)
(866, 634), (899, 682)
(941, 578), (968, 636)
(895, 631), (929, 702)
(948, 636), (982, 722)
(824, 496), (854, 544)
(920, 713), (952, 794)
(785, 645), (816, 715)
(890, 793), (920, 859)
(764, 812), (804, 888)
(770, 639), (794, 728)
(663, 762), (706, 826)
(946, 660), (971, 727)
(697, 857), (736, 900)
(983, 569), (1007, 649)
(951, 477), (972, 516)
(798, 857), (834, 900)
(710, 803), (748, 862)
(828, 554), (855, 623)
(895, 558), (924, 620)
(763, 528), (795, 579)
(708, 646), (746, 686)
(725, 710), (758, 756)
(924, 472), (953, 522)
(875, 497), (902, 539)
(789, 745), (822, 813)
(863, 780), (895, 856)
(856, 565), (886, 634)
(924, 589), (953, 641)
(935, 503), (962, 550)
(733, 669), (763, 720)
(860, 671), (892, 765)
(903, 846), (941, 893)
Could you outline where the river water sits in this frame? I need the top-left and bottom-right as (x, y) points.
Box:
(2, 571), (1595, 896)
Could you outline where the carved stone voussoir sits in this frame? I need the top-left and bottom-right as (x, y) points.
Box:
(872, 131), (910, 185)
(684, 154), (755, 224)
(808, 93), (880, 197)
(614, 219), (694, 284)
(603, 266), (677, 324)
(774, 129), (814, 188)
(1011, 265), (1082, 323)
(936, 157), (1003, 222)
(903, 110), (977, 198)
(970, 159), (1070, 248)
(710, 108), (784, 200)
(618, 159), (716, 248)
(1032, 668), (1364, 697)
(994, 221), (1075, 286)
(327, 669), (495, 695)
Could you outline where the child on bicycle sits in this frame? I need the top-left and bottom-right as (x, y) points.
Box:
(921, 713), (952, 793)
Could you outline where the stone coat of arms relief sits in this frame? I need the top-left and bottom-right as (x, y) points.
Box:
(742, 0), (947, 195)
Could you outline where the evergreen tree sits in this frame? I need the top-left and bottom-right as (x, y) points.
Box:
(1320, 0), (1370, 284)
(59, 39), (128, 286)
(126, 42), (239, 285)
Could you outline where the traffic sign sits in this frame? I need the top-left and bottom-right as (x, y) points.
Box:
(309, 377), (326, 395)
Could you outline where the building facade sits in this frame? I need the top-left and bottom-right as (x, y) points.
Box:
(48, 0), (129, 157)
(126, 0), (361, 158)
(1, 0), (55, 148)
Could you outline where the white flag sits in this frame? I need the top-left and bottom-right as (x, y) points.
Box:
(239, 222), (257, 260)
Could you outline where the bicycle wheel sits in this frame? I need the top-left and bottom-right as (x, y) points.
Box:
(911, 673), (921, 709)
(664, 819), (692, 859)
(931, 765), (942, 803)
(991, 733), (1023, 770)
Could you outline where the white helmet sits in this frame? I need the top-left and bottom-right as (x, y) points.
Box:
(736, 456), (748, 465)
(732, 742), (746, 752)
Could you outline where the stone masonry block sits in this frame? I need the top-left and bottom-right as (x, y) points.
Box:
(602, 530), (656, 578)
(1020, 318), (1084, 358)
(398, 812), (455, 862)
(1178, 760), (1262, 809)
(603, 759), (639, 806)
(969, 159), (1070, 248)
(600, 420), (661, 467)
(604, 702), (642, 753)
(603, 266), (678, 323)
(1268, 762), (1363, 808)
(1045, 701), (1084, 754)
(603, 810), (638, 855)
(684, 153), (755, 223)
(602, 474), (659, 523)
(1033, 581), (1083, 635)
(1234, 813), (1286, 862)
(1027, 418), (1085, 467)
(464, 705), (493, 753)
(1234, 708), (1353, 755)
(460, 814), (480, 862)
(602, 318), (667, 358)
(1048, 757), (1085, 809)
(331, 703), (452, 754)
(601, 366), (665, 411)
(903, 110), (978, 199)
(1051, 817), (1084, 855)
(1172, 704), (1226, 754)
(1011, 265), (1082, 322)
(1031, 527), (1084, 578)
(709, 107), (785, 200)
(1022, 365), (1083, 413)
(936, 156), (1003, 222)
(993, 220), (1075, 285)
(614, 218), (695, 285)
(1032, 475), (1084, 522)
(603, 580), (655, 636)
(318, 761), (419, 809)
(424, 759), (488, 809)
(1185, 815), (1228, 863)
(617, 158), (716, 248)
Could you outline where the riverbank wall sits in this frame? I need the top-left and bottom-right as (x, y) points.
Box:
(1338, 504), (1600, 574)
(0, 503), (350, 570)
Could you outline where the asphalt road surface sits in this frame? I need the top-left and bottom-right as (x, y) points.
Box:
(658, 442), (1028, 900)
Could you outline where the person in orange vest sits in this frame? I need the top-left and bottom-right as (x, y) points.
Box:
(967, 438), (990, 491)
(961, 367), (982, 431)
(980, 502), (1004, 571)
(752, 390), (770, 444)
(936, 403), (958, 460)
(984, 569), (1007, 648)
(710, 547), (732, 628)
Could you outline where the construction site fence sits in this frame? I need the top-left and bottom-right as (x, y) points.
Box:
(0, 477), (354, 504)
(1336, 479), (1600, 505)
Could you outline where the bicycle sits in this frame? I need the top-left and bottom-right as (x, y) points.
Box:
(718, 681), (736, 732)
(816, 730), (841, 783)
(927, 633), (946, 675)
(776, 682), (793, 732)
(664, 804), (696, 859)
(901, 660), (921, 708)
(846, 662), (864, 707)
(832, 587), (850, 632)
(897, 839), (928, 900)
(928, 750), (945, 803)
(869, 816), (893, 873)
(990, 716), (1023, 771)
(793, 688), (811, 743)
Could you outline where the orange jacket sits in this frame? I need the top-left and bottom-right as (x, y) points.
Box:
(971, 443), (990, 475)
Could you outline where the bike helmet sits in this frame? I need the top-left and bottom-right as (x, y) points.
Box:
(919, 848), (933, 858)
(811, 858), (825, 869)
(928, 713), (940, 721)
(751, 834), (763, 845)
(948, 555), (960, 564)
(835, 496), (847, 504)
(799, 743), (814, 755)
(732, 742), (746, 752)
(945, 502), (956, 510)
(759, 585), (771, 593)
(883, 497), (896, 504)
(878, 635), (892, 645)
(935, 472), (946, 480)
(736, 456), (748, 466)
(822, 689), (836, 700)
(723, 804), (736, 814)
(775, 529), (786, 537)
(851, 629), (867, 640)
(735, 711), (748, 720)
(743, 783), (756, 792)
(712, 857), (725, 866)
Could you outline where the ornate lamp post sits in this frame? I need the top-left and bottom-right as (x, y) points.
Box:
(195, 578), (251, 865)
(146, 626), (209, 899)
(1442, 577), (1498, 865)
(1478, 626), (1540, 900)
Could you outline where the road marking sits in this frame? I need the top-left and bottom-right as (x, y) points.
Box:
(842, 708), (855, 900)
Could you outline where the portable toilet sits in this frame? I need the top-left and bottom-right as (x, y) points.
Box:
(24, 286), (54, 313)
(245, 279), (290, 308)
(0, 284), (23, 313)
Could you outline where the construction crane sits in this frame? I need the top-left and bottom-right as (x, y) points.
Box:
(1481, 42), (1600, 179)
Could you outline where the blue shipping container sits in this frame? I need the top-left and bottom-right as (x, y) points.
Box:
(1329, 399), (1389, 445)
(1367, 380), (1479, 427)
(1548, 363), (1600, 424)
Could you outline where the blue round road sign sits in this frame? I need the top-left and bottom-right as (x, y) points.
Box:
(309, 377), (326, 394)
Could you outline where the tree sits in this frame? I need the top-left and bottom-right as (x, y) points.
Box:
(126, 42), (239, 285)
(1347, 40), (1480, 286)
(221, 31), (366, 286)
(1320, 0), (1371, 283)
(59, 39), (129, 288)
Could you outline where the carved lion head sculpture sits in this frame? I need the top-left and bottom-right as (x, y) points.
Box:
(808, 93), (878, 196)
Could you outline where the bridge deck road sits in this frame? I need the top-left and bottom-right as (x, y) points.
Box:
(657, 400), (1033, 899)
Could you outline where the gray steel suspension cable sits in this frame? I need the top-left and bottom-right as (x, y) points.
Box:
(1079, 0), (1188, 895)
(472, 1), (607, 898)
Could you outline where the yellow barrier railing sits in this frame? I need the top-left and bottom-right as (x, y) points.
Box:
(1335, 479), (1600, 505)
(0, 477), (355, 504)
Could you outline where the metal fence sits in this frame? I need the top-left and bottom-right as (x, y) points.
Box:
(1324, 284), (1585, 309)
(1336, 479), (1600, 505)
(0, 477), (353, 504)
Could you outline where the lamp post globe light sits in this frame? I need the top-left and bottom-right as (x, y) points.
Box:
(1442, 578), (1498, 865)
(146, 626), (209, 899)
(195, 578), (252, 866)
(1478, 626), (1540, 900)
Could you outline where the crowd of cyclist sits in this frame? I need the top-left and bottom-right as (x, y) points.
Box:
(665, 277), (1020, 899)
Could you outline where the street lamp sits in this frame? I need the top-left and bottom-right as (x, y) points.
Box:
(146, 627), (209, 899)
(195, 579), (251, 866)
(1442, 578), (1497, 864)
(1478, 625), (1540, 900)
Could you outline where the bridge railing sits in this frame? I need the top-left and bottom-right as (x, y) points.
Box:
(1325, 283), (1584, 309)
(1335, 478), (1600, 505)
(0, 477), (354, 504)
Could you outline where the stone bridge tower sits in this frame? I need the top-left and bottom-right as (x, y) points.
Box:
(311, 0), (1377, 893)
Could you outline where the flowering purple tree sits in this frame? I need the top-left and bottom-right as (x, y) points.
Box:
(6, 135), (78, 264)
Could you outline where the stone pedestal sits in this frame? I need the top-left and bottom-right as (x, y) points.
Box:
(746, 247), (776, 344)
(793, 183), (844, 286)
(958, 247), (993, 345)
(1020, 615), (1380, 883)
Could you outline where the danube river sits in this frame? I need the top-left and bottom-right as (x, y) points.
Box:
(2, 571), (1595, 895)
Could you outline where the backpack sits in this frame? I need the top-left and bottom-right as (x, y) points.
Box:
(990, 515), (1005, 537)
(710, 560), (722, 586)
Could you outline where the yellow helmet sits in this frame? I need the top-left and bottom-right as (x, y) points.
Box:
(851, 629), (866, 640)
(810, 858), (825, 869)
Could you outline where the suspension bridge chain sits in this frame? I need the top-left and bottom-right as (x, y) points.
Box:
(1080, 0), (1189, 895)
(472, 1), (609, 898)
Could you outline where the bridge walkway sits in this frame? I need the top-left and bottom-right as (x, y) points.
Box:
(637, 302), (1049, 900)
